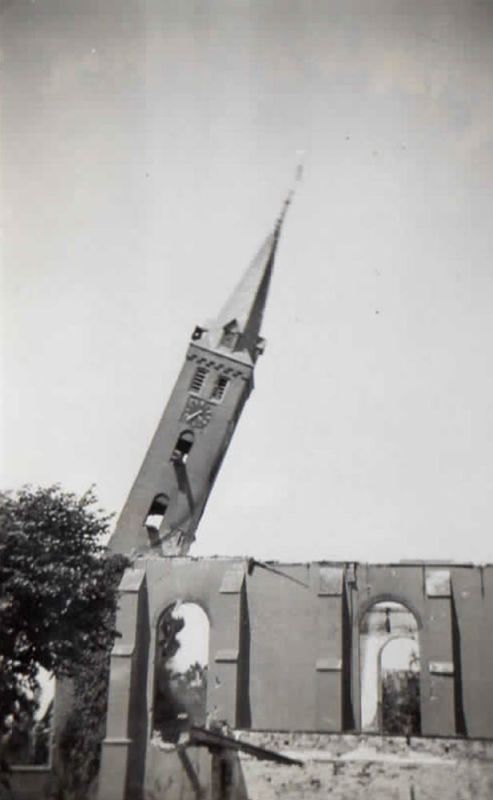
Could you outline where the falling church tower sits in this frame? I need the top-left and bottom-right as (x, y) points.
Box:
(97, 190), (298, 800)
(110, 191), (295, 558)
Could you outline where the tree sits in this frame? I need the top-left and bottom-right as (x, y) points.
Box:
(0, 485), (128, 788)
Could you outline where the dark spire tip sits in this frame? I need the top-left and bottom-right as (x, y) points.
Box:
(274, 157), (304, 234)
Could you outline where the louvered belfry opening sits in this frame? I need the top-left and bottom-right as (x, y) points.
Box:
(211, 374), (230, 402)
(189, 366), (208, 394)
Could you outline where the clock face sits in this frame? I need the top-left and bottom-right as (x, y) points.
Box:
(181, 396), (213, 429)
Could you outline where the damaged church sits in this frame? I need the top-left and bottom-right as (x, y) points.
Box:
(11, 193), (493, 799)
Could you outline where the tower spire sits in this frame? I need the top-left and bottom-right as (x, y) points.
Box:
(200, 161), (303, 364)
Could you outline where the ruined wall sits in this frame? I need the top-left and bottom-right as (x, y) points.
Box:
(95, 558), (493, 800)
(6, 768), (53, 800)
(217, 732), (493, 800)
(244, 563), (344, 731)
(352, 563), (456, 736)
(450, 565), (493, 738)
(124, 558), (493, 742)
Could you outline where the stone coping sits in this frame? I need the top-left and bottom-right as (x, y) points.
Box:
(232, 731), (493, 761)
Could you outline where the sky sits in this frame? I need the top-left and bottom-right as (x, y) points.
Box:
(2, 0), (493, 564)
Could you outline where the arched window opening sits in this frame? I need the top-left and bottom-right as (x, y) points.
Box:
(153, 603), (209, 743)
(3, 667), (54, 766)
(360, 601), (421, 735)
(144, 493), (169, 543)
(170, 430), (194, 466)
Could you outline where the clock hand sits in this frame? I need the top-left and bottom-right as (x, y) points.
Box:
(186, 409), (203, 421)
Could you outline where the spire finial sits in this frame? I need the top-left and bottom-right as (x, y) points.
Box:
(275, 151), (305, 234)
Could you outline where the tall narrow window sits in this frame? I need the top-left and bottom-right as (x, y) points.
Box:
(145, 493), (170, 543)
(153, 603), (210, 742)
(189, 367), (208, 394)
(210, 375), (230, 402)
(170, 430), (194, 465)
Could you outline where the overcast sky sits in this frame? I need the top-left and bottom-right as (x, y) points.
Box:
(2, 0), (493, 563)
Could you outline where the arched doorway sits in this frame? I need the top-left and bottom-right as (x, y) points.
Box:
(360, 600), (421, 735)
(152, 602), (210, 743)
(379, 636), (420, 735)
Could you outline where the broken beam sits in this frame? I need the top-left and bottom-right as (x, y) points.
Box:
(189, 727), (303, 766)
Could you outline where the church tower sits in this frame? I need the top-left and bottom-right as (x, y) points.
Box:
(110, 195), (295, 557)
